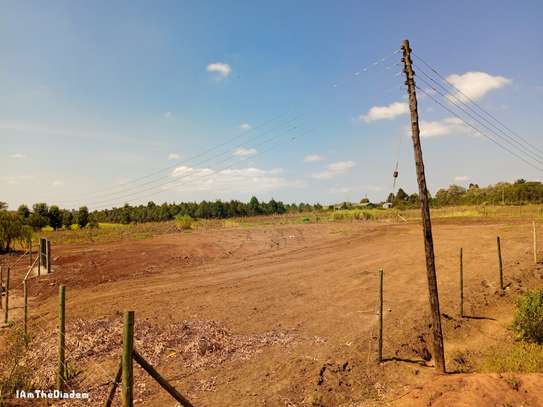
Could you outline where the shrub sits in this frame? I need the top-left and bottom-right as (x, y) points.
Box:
(0, 211), (32, 252)
(513, 289), (543, 343)
(175, 214), (193, 230)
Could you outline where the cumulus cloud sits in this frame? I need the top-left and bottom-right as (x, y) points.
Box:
(232, 147), (257, 157)
(447, 72), (511, 101)
(419, 117), (471, 138)
(10, 153), (26, 159)
(168, 153), (180, 160)
(206, 62), (232, 79)
(303, 154), (324, 163)
(312, 161), (356, 179)
(454, 175), (470, 182)
(240, 123), (251, 130)
(329, 185), (383, 194)
(169, 166), (299, 194)
(360, 102), (409, 123)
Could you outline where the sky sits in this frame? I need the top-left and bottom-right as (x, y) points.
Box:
(1, 0), (543, 210)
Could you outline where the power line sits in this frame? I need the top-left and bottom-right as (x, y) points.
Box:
(89, 125), (311, 209)
(415, 84), (543, 172)
(60, 47), (401, 209)
(65, 115), (302, 207)
(414, 73), (543, 168)
(62, 113), (302, 206)
(413, 63), (543, 165)
(412, 52), (543, 157)
(92, 128), (311, 210)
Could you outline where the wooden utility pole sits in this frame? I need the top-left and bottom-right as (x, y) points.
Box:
(402, 39), (445, 372)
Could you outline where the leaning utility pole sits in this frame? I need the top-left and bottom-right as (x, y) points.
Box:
(401, 39), (445, 372)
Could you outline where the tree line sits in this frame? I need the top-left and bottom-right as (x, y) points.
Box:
(388, 179), (543, 208)
(2, 178), (543, 250)
(92, 197), (323, 224)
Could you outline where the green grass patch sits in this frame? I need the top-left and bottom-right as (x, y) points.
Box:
(478, 342), (543, 373)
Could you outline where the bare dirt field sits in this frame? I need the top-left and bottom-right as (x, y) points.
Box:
(2, 218), (543, 406)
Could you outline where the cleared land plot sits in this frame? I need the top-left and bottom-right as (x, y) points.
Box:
(2, 218), (543, 406)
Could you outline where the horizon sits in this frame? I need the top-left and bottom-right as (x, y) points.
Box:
(2, 1), (543, 210)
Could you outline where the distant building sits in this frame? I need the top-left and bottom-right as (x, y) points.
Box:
(382, 202), (393, 209)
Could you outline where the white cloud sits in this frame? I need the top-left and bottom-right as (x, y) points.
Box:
(303, 154), (324, 163)
(360, 102), (409, 123)
(168, 153), (180, 160)
(312, 161), (356, 179)
(1, 175), (33, 185)
(240, 123), (251, 130)
(233, 147), (257, 157)
(454, 175), (470, 182)
(10, 153), (27, 159)
(329, 185), (383, 194)
(447, 72), (511, 101)
(206, 62), (232, 79)
(419, 117), (471, 138)
(169, 166), (299, 193)
(163, 111), (172, 119)
(52, 180), (64, 187)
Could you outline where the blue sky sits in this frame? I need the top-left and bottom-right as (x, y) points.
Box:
(2, 1), (542, 209)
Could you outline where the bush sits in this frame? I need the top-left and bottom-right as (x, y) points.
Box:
(513, 289), (543, 343)
(0, 211), (32, 253)
(175, 214), (193, 230)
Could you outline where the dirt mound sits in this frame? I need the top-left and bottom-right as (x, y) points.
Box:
(393, 373), (543, 406)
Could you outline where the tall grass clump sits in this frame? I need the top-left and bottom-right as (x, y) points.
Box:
(512, 289), (543, 344)
(175, 214), (193, 230)
(0, 327), (34, 402)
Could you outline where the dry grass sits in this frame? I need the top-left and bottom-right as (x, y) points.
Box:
(6, 316), (297, 404)
(35, 204), (543, 247)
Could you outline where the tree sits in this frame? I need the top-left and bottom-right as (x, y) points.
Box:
(62, 210), (73, 229)
(248, 196), (261, 216)
(396, 188), (408, 202)
(27, 212), (49, 231)
(48, 205), (62, 230)
(0, 202), (7, 210)
(32, 202), (49, 219)
(0, 211), (32, 253)
(77, 206), (89, 228)
(17, 204), (30, 219)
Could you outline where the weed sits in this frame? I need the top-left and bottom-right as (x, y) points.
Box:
(479, 342), (543, 373)
(175, 214), (193, 230)
(512, 289), (543, 343)
(0, 327), (34, 402)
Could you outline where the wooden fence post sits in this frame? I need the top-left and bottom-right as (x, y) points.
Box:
(3, 267), (10, 324)
(122, 311), (134, 407)
(24, 280), (28, 341)
(58, 285), (66, 391)
(459, 248), (464, 317)
(29, 239), (32, 268)
(38, 238), (42, 276)
(0, 266), (3, 311)
(4, 267), (10, 324)
(497, 236), (504, 290)
(46, 239), (52, 274)
(377, 268), (383, 363)
(533, 221), (537, 265)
